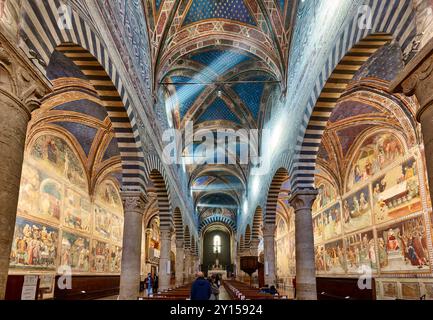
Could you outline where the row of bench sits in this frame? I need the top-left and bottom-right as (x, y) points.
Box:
(223, 280), (288, 300)
(139, 284), (192, 300)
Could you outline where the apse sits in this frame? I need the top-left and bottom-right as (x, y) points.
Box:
(202, 225), (233, 277)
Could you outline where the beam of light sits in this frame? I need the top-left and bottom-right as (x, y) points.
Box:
(165, 50), (248, 114)
(191, 183), (244, 192)
(196, 203), (238, 209)
(243, 198), (248, 215)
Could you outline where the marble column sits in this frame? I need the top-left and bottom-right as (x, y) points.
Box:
(158, 229), (172, 291)
(184, 249), (192, 282)
(289, 189), (318, 300)
(232, 240), (238, 277)
(0, 41), (49, 300)
(191, 254), (199, 274)
(392, 39), (433, 205)
(119, 192), (147, 300)
(175, 240), (184, 286)
(262, 224), (276, 286)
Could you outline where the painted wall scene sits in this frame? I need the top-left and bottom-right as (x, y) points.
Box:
(10, 132), (124, 275)
(10, 79), (125, 277)
(6, 0), (433, 302)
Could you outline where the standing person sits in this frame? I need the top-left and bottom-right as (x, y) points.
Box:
(209, 278), (220, 300)
(145, 273), (153, 297)
(215, 274), (221, 288)
(190, 272), (212, 301)
(153, 273), (159, 293)
(292, 277), (296, 299)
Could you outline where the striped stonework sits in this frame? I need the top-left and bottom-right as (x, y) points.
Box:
(55, 44), (145, 190)
(191, 236), (196, 255)
(173, 207), (184, 241)
(252, 206), (263, 241)
(143, 154), (174, 230)
(264, 168), (289, 225)
(291, 0), (417, 193)
(149, 168), (173, 231)
(184, 226), (191, 250)
(20, 0), (146, 191)
(244, 224), (251, 247)
(199, 215), (236, 233)
(240, 235), (246, 252)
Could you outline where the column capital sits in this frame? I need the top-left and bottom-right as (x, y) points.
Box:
(176, 240), (184, 248)
(160, 228), (172, 240)
(121, 191), (148, 214)
(289, 189), (318, 212)
(391, 37), (433, 122)
(250, 238), (260, 247)
(262, 224), (276, 237)
(0, 36), (51, 117)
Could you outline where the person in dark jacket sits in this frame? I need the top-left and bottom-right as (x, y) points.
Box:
(153, 274), (159, 293)
(144, 273), (153, 296)
(190, 272), (212, 300)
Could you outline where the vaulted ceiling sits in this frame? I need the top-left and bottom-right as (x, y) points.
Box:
(141, 0), (299, 227)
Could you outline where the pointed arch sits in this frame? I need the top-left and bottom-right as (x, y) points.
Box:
(293, 0), (417, 191)
(239, 235), (245, 252)
(184, 225), (191, 250)
(252, 206), (263, 241)
(199, 215), (236, 234)
(265, 168), (289, 225)
(20, 2), (147, 192)
(191, 235), (196, 255)
(173, 207), (184, 242)
(149, 168), (173, 231)
(44, 44), (145, 191)
(244, 224), (252, 247)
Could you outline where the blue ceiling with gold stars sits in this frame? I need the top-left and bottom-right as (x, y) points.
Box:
(169, 48), (269, 125)
(183, 0), (257, 26)
(171, 76), (206, 119)
(232, 76), (268, 120)
(197, 98), (241, 124)
(189, 49), (252, 74)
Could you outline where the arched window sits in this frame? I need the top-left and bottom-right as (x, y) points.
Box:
(213, 235), (221, 254)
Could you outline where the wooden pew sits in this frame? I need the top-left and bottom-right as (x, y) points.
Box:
(223, 280), (288, 300)
(140, 284), (192, 300)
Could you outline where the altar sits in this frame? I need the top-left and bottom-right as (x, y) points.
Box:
(208, 269), (228, 280)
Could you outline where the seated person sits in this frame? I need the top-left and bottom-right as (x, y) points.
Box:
(259, 285), (270, 294)
(269, 285), (279, 295)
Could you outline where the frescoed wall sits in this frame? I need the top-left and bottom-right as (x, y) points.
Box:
(10, 133), (124, 276)
(275, 214), (295, 281)
(312, 128), (432, 288)
(274, 202), (296, 294)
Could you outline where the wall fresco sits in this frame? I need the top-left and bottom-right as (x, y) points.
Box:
(373, 158), (421, 224)
(13, 134), (124, 275)
(10, 217), (58, 270)
(342, 186), (372, 233)
(344, 230), (377, 274)
(377, 216), (430, 273)
(61, 231), (90, 272)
